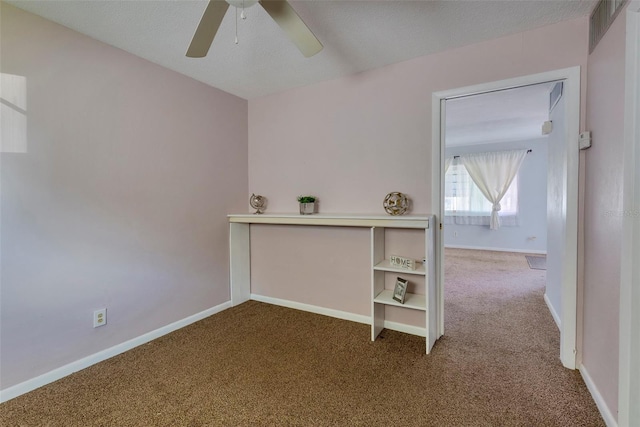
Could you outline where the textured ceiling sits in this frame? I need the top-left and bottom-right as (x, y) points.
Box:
(6, 0), (596, 100)
(446, 82), (555, 147)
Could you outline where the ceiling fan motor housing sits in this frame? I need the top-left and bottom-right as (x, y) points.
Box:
(226, 0), (259, 9)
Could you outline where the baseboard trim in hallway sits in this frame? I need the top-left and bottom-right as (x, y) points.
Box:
(580, 364), (618, 427)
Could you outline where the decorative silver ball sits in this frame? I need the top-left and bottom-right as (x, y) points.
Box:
(383, 192), (409, 216)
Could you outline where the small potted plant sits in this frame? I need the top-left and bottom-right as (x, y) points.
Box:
(297, 195), (317, 215)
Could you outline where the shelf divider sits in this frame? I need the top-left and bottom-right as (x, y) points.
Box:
(373, 259), (426, 275)
(373, 289), (426, 311)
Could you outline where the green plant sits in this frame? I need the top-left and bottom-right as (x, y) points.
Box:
(297, 196), (316, 203)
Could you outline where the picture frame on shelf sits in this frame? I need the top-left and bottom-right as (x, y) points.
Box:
(392, 277), (408, 304)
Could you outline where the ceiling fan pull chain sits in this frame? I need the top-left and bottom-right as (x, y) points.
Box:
(235, 6), (239, 44)
(186, 0), (323, 58)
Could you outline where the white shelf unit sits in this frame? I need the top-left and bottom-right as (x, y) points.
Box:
(371, 215), (438, 354)
(228, 213), (440, 354)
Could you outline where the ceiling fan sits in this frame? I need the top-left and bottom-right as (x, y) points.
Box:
(186, 0), (323, 58)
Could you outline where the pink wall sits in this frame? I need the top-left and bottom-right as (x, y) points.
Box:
(248, 17), (589, 214)
(583, 9), (628, 418)
(247, 19), (589, 325)
(250, 225), (427, 328)
(0, 4), (248, 389)
(251, 225), (371, 315)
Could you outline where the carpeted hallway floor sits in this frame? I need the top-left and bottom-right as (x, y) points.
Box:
(0, 249), (604, 426)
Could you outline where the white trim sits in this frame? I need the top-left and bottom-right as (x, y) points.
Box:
(432, 66), (580, 370)
(431, 96), (445, 338)
(444, 244), (547, 255)
(0, 301), (232, 403)
(250, 294), (426, 338)
(619, 3), (640, 426)
(580, 364), (618, 427)
(230, 223), (251, 306)
(544, 293), (561, 330)
(383, 320), (427, 338)
(229, 213), (430, 229)
(250, 294), (370, 325)
(560, 67), (581, 370)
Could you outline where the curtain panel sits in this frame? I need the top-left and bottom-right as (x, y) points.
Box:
(459, 149), (528, 230)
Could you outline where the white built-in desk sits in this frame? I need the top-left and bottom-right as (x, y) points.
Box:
(229, 213), (430, 228)
(228, 213), (440, 353)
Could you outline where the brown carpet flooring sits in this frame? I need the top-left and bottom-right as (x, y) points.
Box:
(0, 249), (604, 426)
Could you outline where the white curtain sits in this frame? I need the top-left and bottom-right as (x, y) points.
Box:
(444, 156), (454, 174)
(460, 149), (528, 230)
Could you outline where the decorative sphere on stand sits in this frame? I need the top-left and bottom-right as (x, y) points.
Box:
(250, 193), (266, 214)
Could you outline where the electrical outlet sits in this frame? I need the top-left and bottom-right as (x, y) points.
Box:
(93, 308), (107, 328)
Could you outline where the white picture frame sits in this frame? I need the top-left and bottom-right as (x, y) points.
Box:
(392, 277), (408, 304)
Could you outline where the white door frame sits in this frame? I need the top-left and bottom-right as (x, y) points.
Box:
(431, 67), (581, 369)
(618, 3), (640, 425)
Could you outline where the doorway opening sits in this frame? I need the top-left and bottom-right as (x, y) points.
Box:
(431, 67), (581, 369)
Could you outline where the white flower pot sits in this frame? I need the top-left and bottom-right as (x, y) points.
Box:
(299, 202), (315, 215)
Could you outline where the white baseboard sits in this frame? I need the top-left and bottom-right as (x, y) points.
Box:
(579, 364), (618, 427)
(250, 294), (370, 325)
(544, 293), (561, 330)
(249, 294), (426, 337)
(0, 301), (232, 403)
(383, 320), (426, 337)
(445, 244), (547, 255)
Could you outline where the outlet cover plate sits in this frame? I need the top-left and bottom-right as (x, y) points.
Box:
(93, 308), (107, 328)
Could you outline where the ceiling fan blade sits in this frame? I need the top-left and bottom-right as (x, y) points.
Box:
(259, 0), (323, 58)
(186, 1), (230, 58)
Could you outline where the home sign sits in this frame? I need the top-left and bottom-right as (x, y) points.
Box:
(390, 255), (416, 271)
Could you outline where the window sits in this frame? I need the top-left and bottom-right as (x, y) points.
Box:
(444, 161), (519, 226)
